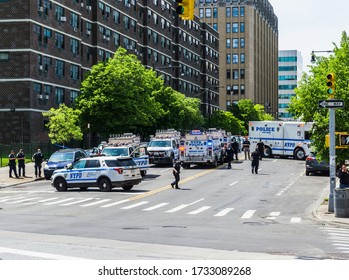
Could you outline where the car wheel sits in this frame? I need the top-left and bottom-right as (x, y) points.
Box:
(98, 177), (112, 192)
(54, 177), (68, 192)
(294, 148), (305, 160)
(122, 185), (133, 191)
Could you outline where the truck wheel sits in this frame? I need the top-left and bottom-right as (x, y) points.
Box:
(294, 148), (305, 160)
(264, 146), (273, 158)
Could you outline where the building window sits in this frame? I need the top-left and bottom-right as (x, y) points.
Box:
(199, 8), (204, 18)
(55, 32), (64, 49)
(240, 22), (245, 32)
(233, 69), (238, 80)
(70, 38), (79, 54)
(205, 8), (212, 18)
(240, 69), (245, 79)
(213, 7), (218, 18)
(54, 5), (64, 20)
(240, 53), (245, 63)
(241, 85), (245, 95)
(226, 23), (231, 33)
(213, 23), (218, 31)
(70, 90), (79, 104)
(33, 82), (42, 94)
(232, 38), (238, 48)
(0, 52), (9, 61)
(240, 6), (245, 17)
(70, 12), (79, 28)
(232, 85), (239, 94)
(226, 54), (231, 64)
(240, 38), (245, 48)
(55, 60), (65, 76)
(226, 38), (231, 48)
(279, 57), (297, 62)
(44, 85), (51, 100)
(232, 7), (238, 17)
(226, 69), (231, 79)
(70, 64), (79, 80)
(226, 7), (231, 17)
(55, 87), (64, 104)
(232, 23), (238, 33)
(232, 54), (238, 64)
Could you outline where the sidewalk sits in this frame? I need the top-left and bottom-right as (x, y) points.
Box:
(1, 162), (349, 228)
(0, 162), (42, 189)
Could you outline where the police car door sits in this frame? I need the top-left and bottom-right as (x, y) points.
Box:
(66, 159), (100, 187)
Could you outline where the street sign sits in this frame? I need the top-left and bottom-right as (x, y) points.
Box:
(318, 99), (344, 108)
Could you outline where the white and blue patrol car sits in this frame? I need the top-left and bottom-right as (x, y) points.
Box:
(51, 156), (142, 192)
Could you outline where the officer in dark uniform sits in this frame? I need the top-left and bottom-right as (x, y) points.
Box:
(32, 149), (44, 178)
(8, 150), (19, 178)
(171, 161), (181, 189)
(17, 149), (26, 177)
(225, 144), (234, 169)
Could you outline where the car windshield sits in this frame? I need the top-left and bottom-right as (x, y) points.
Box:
(105, 159), (137, 167)
(148, 140), (171, 147)
(102, 148), (128, 156)
(49, 152), (74, 162)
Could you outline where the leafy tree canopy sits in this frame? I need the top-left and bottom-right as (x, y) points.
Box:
(289, 31), (349, 163)
(42, 104), (83, 146)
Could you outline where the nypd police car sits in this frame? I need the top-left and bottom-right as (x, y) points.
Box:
(51, 156), (142, 192)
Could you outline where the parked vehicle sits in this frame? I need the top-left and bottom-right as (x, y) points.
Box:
(249, 121), (313, 160)
(305, 152), (329, 176)
(51, 156), (142, 192)
(43, 148), (87, 180)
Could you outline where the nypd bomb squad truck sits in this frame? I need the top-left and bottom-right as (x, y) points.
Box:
(179, 129), (226, 168)
(248, 121), (313, 160)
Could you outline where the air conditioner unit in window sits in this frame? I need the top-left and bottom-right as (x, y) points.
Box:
(86, 30), (91, 35)
(103, 35), (106, 40)
(126, 4), (131, 8)
(106, 36), (110, 41)
(126, 45), (133, 50)
(81, 2), (84, 8)
(38, 94), (43, 99)
(86, 5), (92, 11)
(39, 65), (43, 71)
(60, 16), (67, 22)
(73, 27), (78, 32)
(38, 6), (44, 12)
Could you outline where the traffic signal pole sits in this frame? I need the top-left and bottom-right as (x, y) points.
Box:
(328, 107), (336, 212)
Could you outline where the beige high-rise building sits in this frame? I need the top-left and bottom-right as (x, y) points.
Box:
(196, 0), (278, 116)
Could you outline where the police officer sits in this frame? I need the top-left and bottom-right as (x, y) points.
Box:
(171, 160), (181, 189)
(251, 148), (260, 174)
(231, 137), (239, 160)
(242, 136), (251, 160)
(225, 144), (234, 169)
(8, 150), (19, 178)
(32, 149), (44, 178)
(17, 149), (26, 177)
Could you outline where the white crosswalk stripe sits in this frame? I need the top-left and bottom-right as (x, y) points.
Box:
(0, 194), (303, 223)
(321, 227), (349, 254)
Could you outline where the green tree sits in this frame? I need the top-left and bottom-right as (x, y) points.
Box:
(210, 110), (246, 135)
(288, 31), (349, 163)
(76, 47), (164, 137)
(42, 104), (83, 146)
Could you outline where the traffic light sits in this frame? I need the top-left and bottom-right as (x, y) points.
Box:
(326, 73), (335, 96)
(339, 134), (349, 146)
(175, 0), (194, 20)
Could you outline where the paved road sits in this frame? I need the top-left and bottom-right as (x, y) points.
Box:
(0, 158), (348, 260)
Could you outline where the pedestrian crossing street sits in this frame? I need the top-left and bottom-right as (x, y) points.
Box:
(321, 227), (349, 255)
(0, 193), (304, 223)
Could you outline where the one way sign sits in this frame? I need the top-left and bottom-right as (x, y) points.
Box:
(318, 99), (345, 108)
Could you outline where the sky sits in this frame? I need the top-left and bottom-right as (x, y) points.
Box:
(268, 0), (349, 70)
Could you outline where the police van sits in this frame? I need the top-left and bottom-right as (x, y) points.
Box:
(101, 133), (150, 176)
(51, 156), (142, 192)
(249, 121), (313, 160)
(179, 129), (224, 168)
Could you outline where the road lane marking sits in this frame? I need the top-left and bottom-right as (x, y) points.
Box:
(166, 198), (204, 213)
(42, 198), (75, 205)
(188, 206), (211, 215)
(0, 196), (25, 202)
(100, 199), (129, 208)
(0, 246), (89, 260)
(121, 201), (149, 209)
(5, 197), (42, 204)
(60, 198), (94, 206)
(241, 210), (256, 219)
(214, 208), (234, 217)
(290, 217), (301, 223)
(229, 181), (238, 186)
(266, 211), (280, 220)
(38, 197), (60, 203)
(143, 203), (169, 211)
(80, 199), (112, 207)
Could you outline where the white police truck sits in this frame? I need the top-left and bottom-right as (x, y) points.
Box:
(249, 121), (313, 160)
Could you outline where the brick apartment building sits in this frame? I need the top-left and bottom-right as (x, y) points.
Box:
(0, 0), (219, 144)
